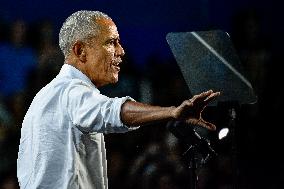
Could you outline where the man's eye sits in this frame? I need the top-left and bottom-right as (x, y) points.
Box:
(108, 40), (115, 45)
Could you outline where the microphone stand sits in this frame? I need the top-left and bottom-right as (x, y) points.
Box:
(167, 121), (217, 189)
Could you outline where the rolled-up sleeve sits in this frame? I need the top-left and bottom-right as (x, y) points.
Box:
(65, 80), (139, 133)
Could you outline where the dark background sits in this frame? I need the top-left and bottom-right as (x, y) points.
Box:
(0, 0), (283, 188)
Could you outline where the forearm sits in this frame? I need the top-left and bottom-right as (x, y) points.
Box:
(120, 100), (176, 127)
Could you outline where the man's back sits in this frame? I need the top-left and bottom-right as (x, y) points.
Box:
(17, 64), (118, 189)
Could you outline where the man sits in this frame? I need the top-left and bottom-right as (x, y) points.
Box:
(17, 10), (220, 189)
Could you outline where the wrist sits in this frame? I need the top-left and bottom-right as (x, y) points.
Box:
(169, 106), (177, 120)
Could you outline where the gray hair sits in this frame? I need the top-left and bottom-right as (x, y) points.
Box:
(59, 10), (111, 57)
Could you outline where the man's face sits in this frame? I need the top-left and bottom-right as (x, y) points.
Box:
(84, 18), (125, 87)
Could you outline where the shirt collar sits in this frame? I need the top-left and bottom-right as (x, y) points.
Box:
(58, 64), (100, 93)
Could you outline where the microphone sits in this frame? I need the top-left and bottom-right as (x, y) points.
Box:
(166, 120), (217, 158)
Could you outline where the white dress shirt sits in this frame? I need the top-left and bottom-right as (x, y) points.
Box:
(17, 64), (138, 189)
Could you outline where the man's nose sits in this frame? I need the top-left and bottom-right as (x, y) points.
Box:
(116, 43), (125, 57)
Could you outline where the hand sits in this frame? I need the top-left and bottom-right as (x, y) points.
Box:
(172, 90), (220, 130)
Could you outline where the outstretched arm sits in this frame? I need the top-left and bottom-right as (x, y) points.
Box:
(121, 90), (220, 130)
(120, 101), (176, 126)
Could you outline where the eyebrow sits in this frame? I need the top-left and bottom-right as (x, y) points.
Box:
(105, 36), (120, 43)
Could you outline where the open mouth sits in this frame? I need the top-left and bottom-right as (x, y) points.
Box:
(111, 64), (120, 72)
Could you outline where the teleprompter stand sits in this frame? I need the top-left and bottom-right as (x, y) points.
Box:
(166, 30), (257, 189)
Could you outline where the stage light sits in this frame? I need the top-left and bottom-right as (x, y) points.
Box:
(218, 128), (229, 140)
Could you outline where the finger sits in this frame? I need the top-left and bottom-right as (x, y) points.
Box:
(204, 92), (221, 103)
(197, 119), (216, 131)
(186, 118), (216, 131)
(191, 90), (213, 102)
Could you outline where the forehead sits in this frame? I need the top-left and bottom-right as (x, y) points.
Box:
(95, 18), (119, 38)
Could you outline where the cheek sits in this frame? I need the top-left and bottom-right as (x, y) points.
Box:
(104, 45), (115, 56)
(104, 49), (115, 69)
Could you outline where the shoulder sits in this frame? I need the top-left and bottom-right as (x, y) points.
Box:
(64, 78), (102, 98)
(64, 78), (95, 96)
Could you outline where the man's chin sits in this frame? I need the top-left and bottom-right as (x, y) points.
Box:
(111, 75), (119, 84)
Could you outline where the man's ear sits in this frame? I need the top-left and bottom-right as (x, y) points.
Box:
(72, 41), (87, 62)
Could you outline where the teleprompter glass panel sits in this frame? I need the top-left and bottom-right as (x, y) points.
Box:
(166, 30), (257, 105)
